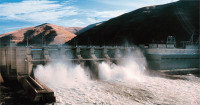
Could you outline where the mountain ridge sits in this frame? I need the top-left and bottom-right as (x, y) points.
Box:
(67, 0), (199, 46)
(0, 23), (82, 45)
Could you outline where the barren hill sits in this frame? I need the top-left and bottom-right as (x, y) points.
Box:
(64, 27), (83, 34)
(67, 0), (199, 46)
(0, 23), (77, 46)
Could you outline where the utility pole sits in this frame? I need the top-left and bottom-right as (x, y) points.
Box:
(26, 37), (28, 54)
(199, 34), (200, 71)
(190, 31), (194, 45)
(42, 35), (43, 47)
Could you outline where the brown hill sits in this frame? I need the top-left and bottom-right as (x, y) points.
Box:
(64, 27), (83, 34)
(0, 23), (77, 46)
(67, 0), (199, 46)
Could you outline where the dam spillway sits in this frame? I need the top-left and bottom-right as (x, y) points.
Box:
(1, 46), (199, 76)
(0, 45), (199, 103)
(0, 46), (136, 79)
(0, 46), (137, 103)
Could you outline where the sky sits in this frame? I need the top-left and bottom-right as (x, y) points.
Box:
(0, 0), (178, 34)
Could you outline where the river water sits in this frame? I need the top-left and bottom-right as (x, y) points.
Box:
(34, 57), (200, 105)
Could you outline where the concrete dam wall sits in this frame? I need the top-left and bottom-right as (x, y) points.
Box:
(0, 46), (136, 79)
(1, 46), (199, 79)
(145, 48), (199, 70)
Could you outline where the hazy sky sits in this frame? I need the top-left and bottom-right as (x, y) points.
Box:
(0, 0), (178, 34)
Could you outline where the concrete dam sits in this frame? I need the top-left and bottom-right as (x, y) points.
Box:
(0, 45), (199, 103)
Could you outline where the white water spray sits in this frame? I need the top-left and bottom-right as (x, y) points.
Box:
(34, 60), (89, 88)
(98, 47), (146, 81)
(34, 48), (200, 105)
(99, 58), (146, 81)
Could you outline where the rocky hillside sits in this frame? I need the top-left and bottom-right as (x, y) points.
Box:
(67, 0), (199, 46)
(0, 23), (77, 46)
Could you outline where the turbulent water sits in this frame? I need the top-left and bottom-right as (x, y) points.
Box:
(34, 50), (200, 105)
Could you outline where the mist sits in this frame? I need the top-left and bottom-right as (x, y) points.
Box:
(34, 46), (149, 104)
(33, 46), (200, 104)
(34, 60), (90, 88)
(98, 48), (147, 81)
